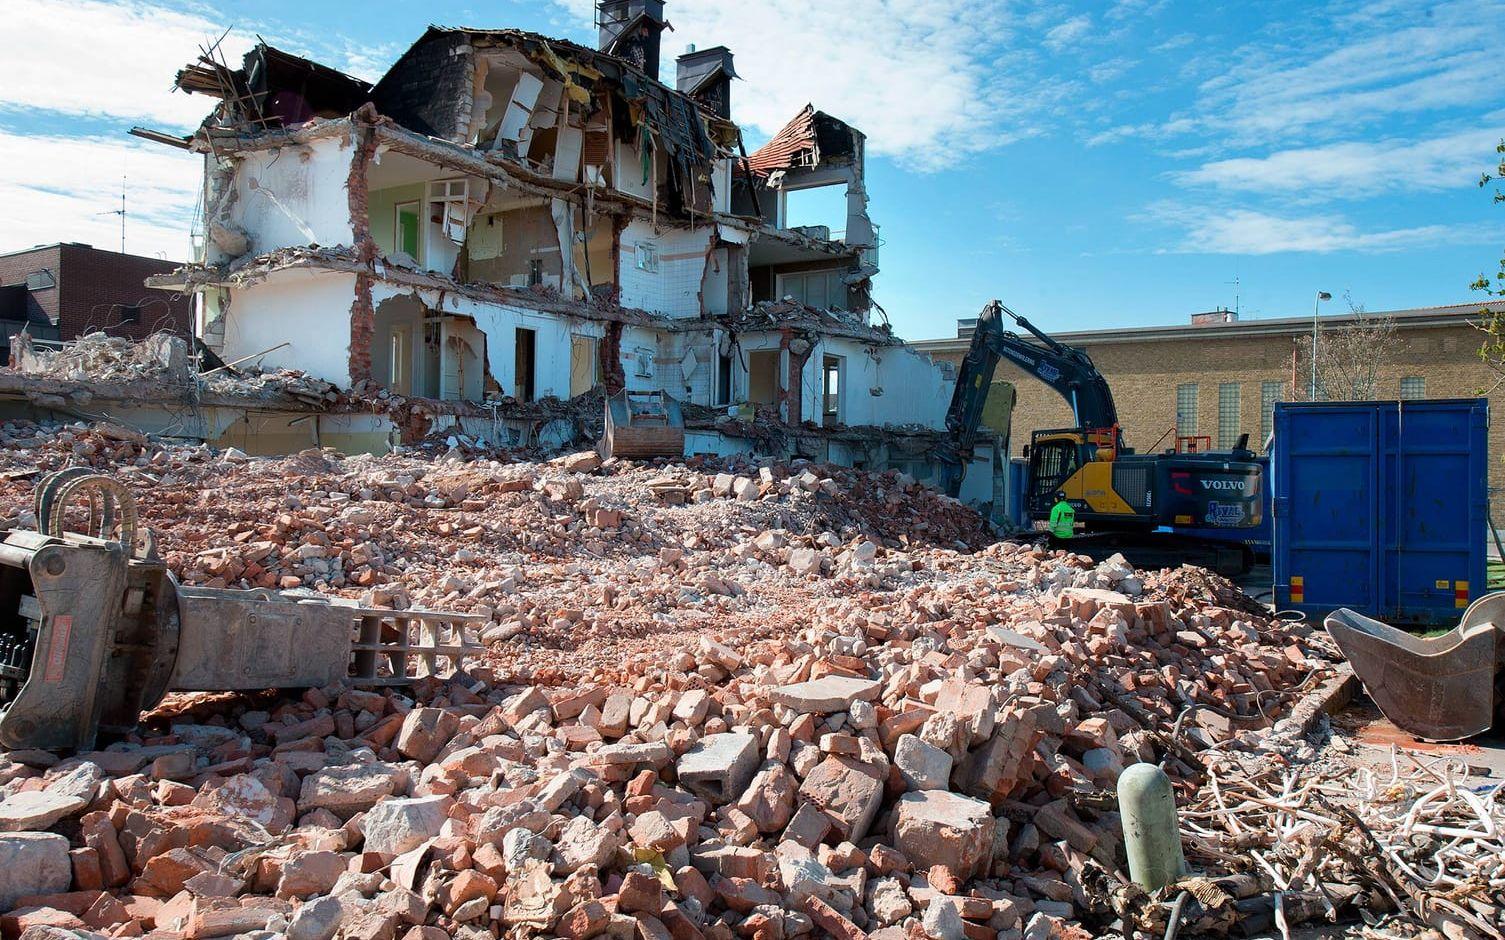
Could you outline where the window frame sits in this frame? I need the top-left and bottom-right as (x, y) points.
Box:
(1217, 382), (1241, 450)
(1175, 383), (1199, 436)
(1260, 380), (1282, 448)
(394, 200), (421, 260)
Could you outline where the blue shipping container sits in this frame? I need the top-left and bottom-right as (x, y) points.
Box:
(1272, 399), (1489, 625)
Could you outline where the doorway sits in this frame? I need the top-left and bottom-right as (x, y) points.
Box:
(822, 355), (842, 427)
(515, 327), (536, 402)
(748, 349), (779, 405)
(569, 334), (600, 398)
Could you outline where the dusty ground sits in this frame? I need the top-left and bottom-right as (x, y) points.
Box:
(0, 419), (1496, 940)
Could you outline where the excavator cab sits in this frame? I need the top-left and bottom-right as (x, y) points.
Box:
(1026, 426), (1160, 529)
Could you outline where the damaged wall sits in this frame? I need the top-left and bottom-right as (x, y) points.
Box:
(617, 220), (714, 318)
(464, 201), (564, 289)
(219, 269), (360, 386)
(221, 138), (355, 260)
(817, 337), (952, 430)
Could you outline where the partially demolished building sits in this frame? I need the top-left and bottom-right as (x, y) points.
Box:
(135, 3), (990, 497)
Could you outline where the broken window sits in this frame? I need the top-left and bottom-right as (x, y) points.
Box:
(822, 355), (842, 427)
(631, 346), (654, 379)
(782, 184), (847, 239)
(778, 270), (846, 311)
(636, 243), (659, 273)
(515, 327), (536, 402)
(429, 180), (470, 245)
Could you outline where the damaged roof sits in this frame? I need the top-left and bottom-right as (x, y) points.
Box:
(176, 42), (372, 128)
(721, 300), (902, 346)
(745, 104), (862, 178)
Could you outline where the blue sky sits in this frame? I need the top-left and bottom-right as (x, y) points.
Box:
(1, 0), (1501, 341)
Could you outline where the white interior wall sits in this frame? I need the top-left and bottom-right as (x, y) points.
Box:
(230, 138), (353, 256)
(222, 269), (358, 387)
(446, 296), (603, 402)
(817, 338), (951, 430)
(617, 220), (713, 318)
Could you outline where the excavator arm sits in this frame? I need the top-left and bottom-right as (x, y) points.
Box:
(939, 300), (1117, 496)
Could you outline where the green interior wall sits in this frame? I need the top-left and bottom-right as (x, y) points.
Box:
(369, 183), (427, 261)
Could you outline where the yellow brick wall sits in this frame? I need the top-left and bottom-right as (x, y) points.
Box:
(926, 323), (1505, 518)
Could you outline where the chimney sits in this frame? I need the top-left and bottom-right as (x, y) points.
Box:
(597, 0), (668, 78)
(1189, 309), (1238, 326)
(676, 45), (736, 118)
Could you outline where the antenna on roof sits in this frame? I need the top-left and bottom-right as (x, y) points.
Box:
(1225, 272), (1240, 317)
(97, 174), (126, 254)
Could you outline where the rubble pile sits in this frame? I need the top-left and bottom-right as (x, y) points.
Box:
(3, 332), (342, 404)
(0, 423), (991, 679)
(0, 419), (1374, 939)
(7, 332), (194, 387)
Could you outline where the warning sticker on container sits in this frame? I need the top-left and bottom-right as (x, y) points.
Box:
(1455, 581), (1469, 608)
(1290, 576), (1304, 604)
(1435, 579), (1450, 590)
(44, 615), (72, 682)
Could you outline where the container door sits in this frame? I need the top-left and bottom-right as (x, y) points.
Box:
(1273, 403), (1388, 615)
(1391, 400), (1489, 623)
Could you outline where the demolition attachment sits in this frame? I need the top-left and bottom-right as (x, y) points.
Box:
(601, 389), (685, 459)
(1324, 593), (1505, 742)
(0, 471), (483, 752)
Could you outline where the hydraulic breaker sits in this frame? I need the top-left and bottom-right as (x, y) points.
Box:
(0, 471), (482, 752)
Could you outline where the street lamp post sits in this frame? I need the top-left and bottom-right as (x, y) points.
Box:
(1309, 290), (1332, 400)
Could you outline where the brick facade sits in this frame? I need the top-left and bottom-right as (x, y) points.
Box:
(913, 304), (1505, 518)
(0, 243), (193, 362)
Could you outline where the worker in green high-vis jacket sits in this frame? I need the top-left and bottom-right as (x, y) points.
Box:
(1049, 490), (1076, 539)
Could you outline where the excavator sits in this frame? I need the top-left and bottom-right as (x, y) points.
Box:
(939, 300), (1265, 574)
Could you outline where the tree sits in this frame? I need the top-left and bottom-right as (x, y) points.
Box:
(1474, 138), (1505, 379)
(1301, 292), (1396, 400)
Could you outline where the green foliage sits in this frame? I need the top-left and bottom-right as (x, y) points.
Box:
(1474, 139), (1505, 372)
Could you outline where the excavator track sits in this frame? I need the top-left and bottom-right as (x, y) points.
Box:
(1049, 530), (1254, 577)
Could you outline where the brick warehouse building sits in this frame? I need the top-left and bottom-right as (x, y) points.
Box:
(0, 243), (194, 364)
(911, 302), (1505, 516)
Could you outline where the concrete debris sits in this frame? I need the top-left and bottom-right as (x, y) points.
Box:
(0, 417), (1409, 939)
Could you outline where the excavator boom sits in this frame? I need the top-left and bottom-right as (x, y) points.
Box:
(940, 301), (1118, 496)
(938, 299), (1264, 573)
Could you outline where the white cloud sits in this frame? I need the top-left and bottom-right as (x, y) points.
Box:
(1088, 57), (1135, 84)
(1148, 204), (1490, 255)
(0, 0), (399, 130)
(1043, 14), (1092, 51)
(0, 130), (200, 260)
(0, 0), (249, 129)
(552, 0), (1065, 170)
(1175, 127), (1505, 196)
(1193, 0), (1505, 144)
(1107, 0), (1168, 21)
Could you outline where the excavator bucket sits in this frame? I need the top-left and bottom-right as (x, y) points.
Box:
(601, 389), (684, 459)
(1324, 594), (1505, 742)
